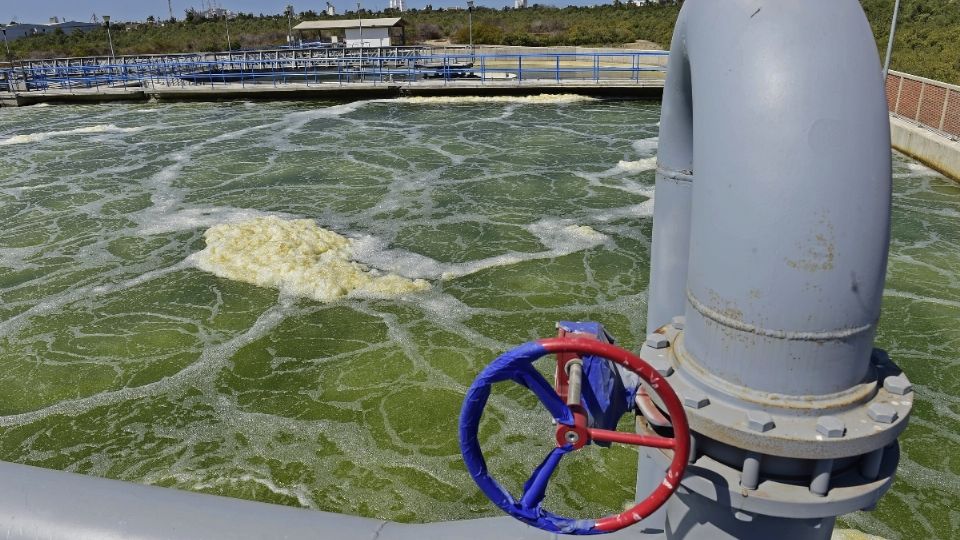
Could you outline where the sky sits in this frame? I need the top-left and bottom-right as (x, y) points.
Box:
(1, 0), (582, 24)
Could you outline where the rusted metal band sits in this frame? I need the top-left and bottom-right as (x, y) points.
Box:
(656, 165), (693, 183)
(686, 289), (875, 342)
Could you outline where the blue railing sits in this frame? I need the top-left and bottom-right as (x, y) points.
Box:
(0, 51), (667, 92)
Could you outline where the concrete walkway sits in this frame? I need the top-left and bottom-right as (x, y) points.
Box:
(0, 78), (664, 107)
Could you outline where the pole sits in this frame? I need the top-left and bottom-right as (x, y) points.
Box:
(882, 0), (901, 78)
(224, 13), (232, 51)
(357, 1), (363, 81)
(1, 26), (11, 62)
(285, 5), (294, 45)
(467, 1), (474, 56)
(103, 16), (115, 60)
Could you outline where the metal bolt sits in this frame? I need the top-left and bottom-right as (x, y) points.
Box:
(649, 360), (674, 377)
(868, 403), (898, 424)
(672, 315), (686, 330)
(883, 374), (912, 395)
(746, 410), (775, 432)
(564, 431), (580, 444)
(816, 416), (846, 438)
(645, 333), (669, 349)
(683, 393), (710, 409)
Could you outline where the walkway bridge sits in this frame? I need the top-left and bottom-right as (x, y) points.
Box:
(0, 49), (667, 106)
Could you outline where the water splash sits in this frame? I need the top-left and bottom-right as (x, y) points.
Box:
(393, 94), (596, 105)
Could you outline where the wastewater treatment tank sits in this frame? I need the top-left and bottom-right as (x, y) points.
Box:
(0, 95), (956, 539)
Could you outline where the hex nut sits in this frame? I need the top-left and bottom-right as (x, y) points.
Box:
(816, 416), (846, 438)
(746, 411), (775, 433)
(868, 403), (898, 424)
(672, 315), (686, 330)
(645, 333), (669, 349)
(653, 363), (674, 377)
(683, 393), (710, 409)
(883, 374), (913, 395)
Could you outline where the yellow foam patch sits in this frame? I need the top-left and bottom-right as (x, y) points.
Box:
(192, 216), (429, 302)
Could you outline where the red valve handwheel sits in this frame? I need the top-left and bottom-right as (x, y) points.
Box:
(459, 337), (690, 535)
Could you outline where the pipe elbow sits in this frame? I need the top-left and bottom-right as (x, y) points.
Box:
(658, 0), (894, 395)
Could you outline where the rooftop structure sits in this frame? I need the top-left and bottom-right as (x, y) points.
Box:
(293, 17), (405, 48)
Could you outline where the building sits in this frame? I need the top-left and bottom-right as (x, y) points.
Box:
(2, 20), (99, 40)
(514, 0), (527, 8)
(293, 17), (405, 48)
(388, 0), (405, 11)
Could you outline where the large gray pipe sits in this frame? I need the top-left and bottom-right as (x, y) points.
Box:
(647, 0), (891, 396)
(0, 460), (566, 540)
(645, 17), (693, 336)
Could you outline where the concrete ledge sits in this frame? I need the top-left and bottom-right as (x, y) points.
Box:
(1, 80), (663, 107)
(0, 90), (147, 107)
(890, 115), (960, 182)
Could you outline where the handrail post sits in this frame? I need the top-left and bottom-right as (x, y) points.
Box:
(940, 88), (950, 132)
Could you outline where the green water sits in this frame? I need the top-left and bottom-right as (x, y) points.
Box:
(0, 99), (956, 539)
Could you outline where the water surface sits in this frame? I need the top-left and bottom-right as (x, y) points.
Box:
(0, 98), (956, 539)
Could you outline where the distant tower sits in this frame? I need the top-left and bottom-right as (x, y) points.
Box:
(389, 0), (405, 11)
(326, 2), (336, 16)
(514, 0), (527, 8)
(168, 0), (174, 20)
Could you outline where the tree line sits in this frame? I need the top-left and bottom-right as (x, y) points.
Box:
(3, 1), (957, 84)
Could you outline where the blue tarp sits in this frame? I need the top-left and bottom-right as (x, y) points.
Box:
(557, 321), (636, 442)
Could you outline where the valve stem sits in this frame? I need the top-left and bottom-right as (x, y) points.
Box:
(566, 358), (584, 406)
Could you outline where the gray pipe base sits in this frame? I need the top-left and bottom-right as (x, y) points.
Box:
(665, 490), (836, 540)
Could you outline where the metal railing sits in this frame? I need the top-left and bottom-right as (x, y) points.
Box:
(0, 50), (667, 93)
(887, 69), (960, 140)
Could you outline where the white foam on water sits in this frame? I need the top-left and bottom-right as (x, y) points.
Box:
(906, 162), (941, 177)
(594, 200), (656, 222)
(286, 100), (373, 122)
(615, 157), (658, 174)
(188, 216), (430, 303)
(137, 206), (289, 235)
(632, 136), (659, 156)
(352, 218), (610, 282)
(0, 124), (143, 146)
(393, 94), (596, 105)
(350, 236), (447, 279)
(884, 288), (960, 309)
(527, 218), (609, 252)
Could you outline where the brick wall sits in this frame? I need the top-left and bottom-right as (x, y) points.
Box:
(887, 71), (960, 138)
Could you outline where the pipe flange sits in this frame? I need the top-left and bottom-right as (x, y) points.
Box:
(642, 441), (899, 519)
(640, 323), (912, 459)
